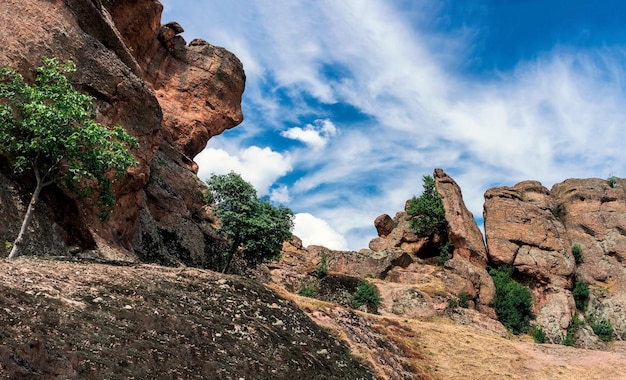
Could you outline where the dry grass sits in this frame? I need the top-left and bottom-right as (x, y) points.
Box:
(285, 283), (626, 380)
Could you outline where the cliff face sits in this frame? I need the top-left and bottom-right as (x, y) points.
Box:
(485, 177), (626, 344)
(0, 0), (244, 268)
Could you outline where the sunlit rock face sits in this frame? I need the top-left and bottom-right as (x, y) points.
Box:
(484, 176), (626, 343)
(0, 0), (244, 268)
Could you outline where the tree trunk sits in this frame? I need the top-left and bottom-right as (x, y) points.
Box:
(8, 174), (44, 260)
(221, 236), (240, 274)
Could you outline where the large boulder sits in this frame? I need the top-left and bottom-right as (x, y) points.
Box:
(484, 180), (575, 288)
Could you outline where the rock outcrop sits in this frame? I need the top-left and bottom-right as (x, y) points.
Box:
(434, 168), (488, 268)
(0, 0), (244, 268)
(483, 177), (626, 343)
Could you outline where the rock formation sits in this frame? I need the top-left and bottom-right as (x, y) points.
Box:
(0, 0), (244, 268)
(484, 177), (626, 343)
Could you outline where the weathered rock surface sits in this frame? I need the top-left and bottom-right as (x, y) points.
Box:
(0, 258), (375, 379)
(434, 168), (488, 268)
(0, 0), (244, 268)
(483, 177), (626, 343)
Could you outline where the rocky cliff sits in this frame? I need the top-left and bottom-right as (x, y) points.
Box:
(485, 176), (626, 344)
(0, 0), (244, 269)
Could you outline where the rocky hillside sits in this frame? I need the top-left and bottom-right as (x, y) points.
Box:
(0, 258), (374, 379)
(264, 168), (626, 349)
(0, 0), (243, 269)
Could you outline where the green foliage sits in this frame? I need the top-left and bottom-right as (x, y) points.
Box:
(529, 326), (546, 344)
(563, 314), (583, 346)
(550, 204), (564, 219)
(407, 175), (446, 238)
(315, 252), (329, 278)
(591, 318), (614, 342)
(607, 176), (618, 188)
(206, 172), (294, 272)
(489, 267), (533, 334)
(449, 291), (470, 309)
(572, 279), (589, 311)
(352, 280), (381, 308)
(572, 244), (584, 265)
(0, 57), (137, 258)
(0, 58), (137, 189)
(299, 283), (318, 298)
(437, 241), (451, 266)
(0, 57), (137, 196)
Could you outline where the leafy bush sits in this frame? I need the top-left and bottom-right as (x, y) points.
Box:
(407, 175), (446, 238)
(607, 176), (618, 188)
(572, 280), (589, 311)
(563, 314), (583, 346)
(352, 280), (381, 308)
(550, 204), (564, 219)
(591, 318), (614, 342)
(315, 252), (329, 278)
(489, 267), (533, 334)
(437, 242), (452, 266)
(0, 57), (137, 258)
(530, 326), (546, 344)
(299, 283), (318, 298)
(449, 292), (470, 309)
(572, 244), (584, 265)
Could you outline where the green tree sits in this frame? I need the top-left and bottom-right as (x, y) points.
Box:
(206, 172), (294, 273)
(0, 57), (137, 259)
(406, 175), (446, 238)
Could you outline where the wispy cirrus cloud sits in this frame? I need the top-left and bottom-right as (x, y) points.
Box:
(166, 1), (626, 250)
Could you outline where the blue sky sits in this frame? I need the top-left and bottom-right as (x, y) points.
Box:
(160, 1), (626, 251)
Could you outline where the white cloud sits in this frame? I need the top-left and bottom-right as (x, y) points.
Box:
(167, 0), (626, 250)
(281, 119), (338, 151)
(293, 213), (348, 250)
(270, 185), (290, 204)
(195, 146), (292, 196)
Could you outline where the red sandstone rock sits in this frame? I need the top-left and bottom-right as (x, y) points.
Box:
(374, 214), (395, 237)
(0, 0), (244, 268)
(434, 168), (488, 268)
(484, 180), (574, 288)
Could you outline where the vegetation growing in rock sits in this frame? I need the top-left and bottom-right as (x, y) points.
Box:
(563, 314), (583, 346)
(437, 242), (452, 266)
(315, 252), (329, 278)
(352, 280), (381, 309)
(572, 244), (584, 265)
(206, 172), (294, 273)
(489, 266), (533, 334)
(607, 175), (618, 188)
(530, 326), (546, 344)
(407, 175), (447, 238)
(591, 318), (614, 342)
(449, 291), (470, 309)
(0, 57), (137, 259)
(572, 279), (590, 311)
(550, 204), (564, 219)
(408, 174), (450, 264)
(299, 283), (318, 298)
